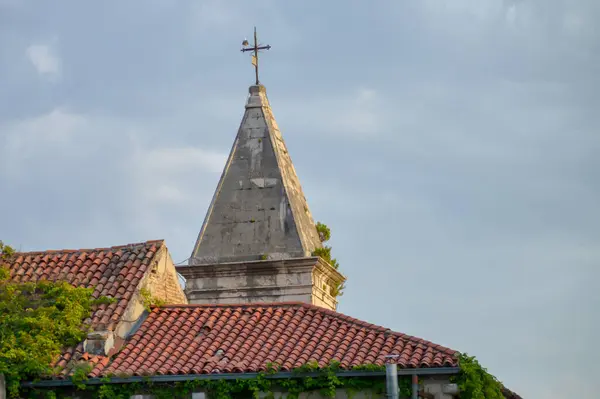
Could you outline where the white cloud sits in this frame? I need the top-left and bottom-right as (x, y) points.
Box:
(1, 108), (86, 177)
(26, 43), (61, 79)
(0, 108), (227, 205)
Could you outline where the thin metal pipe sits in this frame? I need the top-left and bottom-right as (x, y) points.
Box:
(411, 374), (419, 399)
(385, 363), (399, 399)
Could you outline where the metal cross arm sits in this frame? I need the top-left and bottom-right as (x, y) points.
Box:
(240, 27), (271, 85)
(240, 44), (271, 52)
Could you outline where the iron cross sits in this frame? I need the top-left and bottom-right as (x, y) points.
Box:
(241, 27), (271, 85)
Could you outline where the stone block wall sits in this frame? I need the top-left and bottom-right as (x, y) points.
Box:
(179, 257), (343, 311)
(145, 248), (187, 305)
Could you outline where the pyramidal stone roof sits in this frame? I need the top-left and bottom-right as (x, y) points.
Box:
(190, 85), (322, 265)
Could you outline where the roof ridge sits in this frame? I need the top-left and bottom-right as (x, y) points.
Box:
(13, 239), (165, 256)
(155, 302), (457, 355)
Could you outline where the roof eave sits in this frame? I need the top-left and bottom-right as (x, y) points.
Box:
(22, 367), (461, 388)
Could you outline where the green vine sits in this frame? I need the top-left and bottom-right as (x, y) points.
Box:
(71, 362), (93, 391)
(0, 240), (117, 398)
(451, 353), (505, 399)
(139, 288), (166, 312)
(315, 222), (331, 243)
(24, 361), (411, 399)
(312, 222), (345, 298)
(20, 354), (512, 399)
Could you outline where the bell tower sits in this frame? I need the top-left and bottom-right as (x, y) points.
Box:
(177, 84), (344, 310)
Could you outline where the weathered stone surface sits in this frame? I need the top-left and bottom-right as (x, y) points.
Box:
(178, 257), (344, 311)
(84, 330), (114, 356)
(114, 244), (188, 343)
(190, 85), (322, 265)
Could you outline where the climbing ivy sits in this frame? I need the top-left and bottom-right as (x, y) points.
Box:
(0, 240), (115, 398)
(139, 288), (166, 312)
(23, 361), (412, 399)
(0, 240), (14, 279)
(451, 353), (505, 399)
(312, 222), (345, 298)
(19, 349), (511, 399)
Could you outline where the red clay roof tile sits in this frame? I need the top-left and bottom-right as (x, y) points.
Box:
(4, 240), (164, 332)
(97, 303), (458, 378)
(3, 240), (164, 377)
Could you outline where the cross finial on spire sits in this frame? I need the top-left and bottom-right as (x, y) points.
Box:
(241, 27), (271, 86)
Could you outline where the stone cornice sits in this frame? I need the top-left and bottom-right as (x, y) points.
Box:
(313, 257), (346, 283)
(186, 283), (315, 296)
(178, 256), (346, 282)
(177, 256), (320, 279)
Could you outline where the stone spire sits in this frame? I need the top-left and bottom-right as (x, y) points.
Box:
(189, 85), (322, 265)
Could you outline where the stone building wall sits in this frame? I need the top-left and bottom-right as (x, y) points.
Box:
(178, 257), (343, 311)
(144, 247), (187, 304)
(97, 244), (187, 356)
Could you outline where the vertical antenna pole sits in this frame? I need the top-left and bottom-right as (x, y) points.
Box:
(240, 27), (270, 85)
(254, 26), (259, 85)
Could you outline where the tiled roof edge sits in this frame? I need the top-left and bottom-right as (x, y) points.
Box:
(13, 239), (165, 256)
(153, 302), (459, 356)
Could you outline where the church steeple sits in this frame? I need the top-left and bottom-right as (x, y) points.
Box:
(189, 85), (323, 265)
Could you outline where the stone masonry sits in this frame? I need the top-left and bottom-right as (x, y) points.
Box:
(182, 84), (345, 310)
(178, 256), (344, 310)
(189, 85), (322, 265)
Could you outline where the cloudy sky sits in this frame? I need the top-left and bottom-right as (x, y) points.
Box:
(1, 1), (598, 397)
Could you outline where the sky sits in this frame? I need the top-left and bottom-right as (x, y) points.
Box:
(0, 0), (598, 397)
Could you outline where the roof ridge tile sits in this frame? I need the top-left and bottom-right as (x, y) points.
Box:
(13, 239), (165, 256)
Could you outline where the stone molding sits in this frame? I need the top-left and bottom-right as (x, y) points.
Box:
(178, 257), (345, 311)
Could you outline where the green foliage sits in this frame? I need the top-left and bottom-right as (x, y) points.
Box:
(0, 279), (100, 397)
(452, 353), (505, 399)
(351, 364), (385, 372)
(312, 222), (345, 298)
(316, 222), (331, 243)
(26, 361), (403, 399)
(22, 356), (510, 399)
(0, 240), (112, 397)
(71, 362), (93, 390)
(0, 240), (15, 280)
(139, 288), (166, 312)
(312, 246), (339, 269)
(0, 240), (15, 259)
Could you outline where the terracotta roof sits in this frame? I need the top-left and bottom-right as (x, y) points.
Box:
(95, 303), (458, 377)
(53, 342), (110, 378)
(4, 240), (164, 331)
